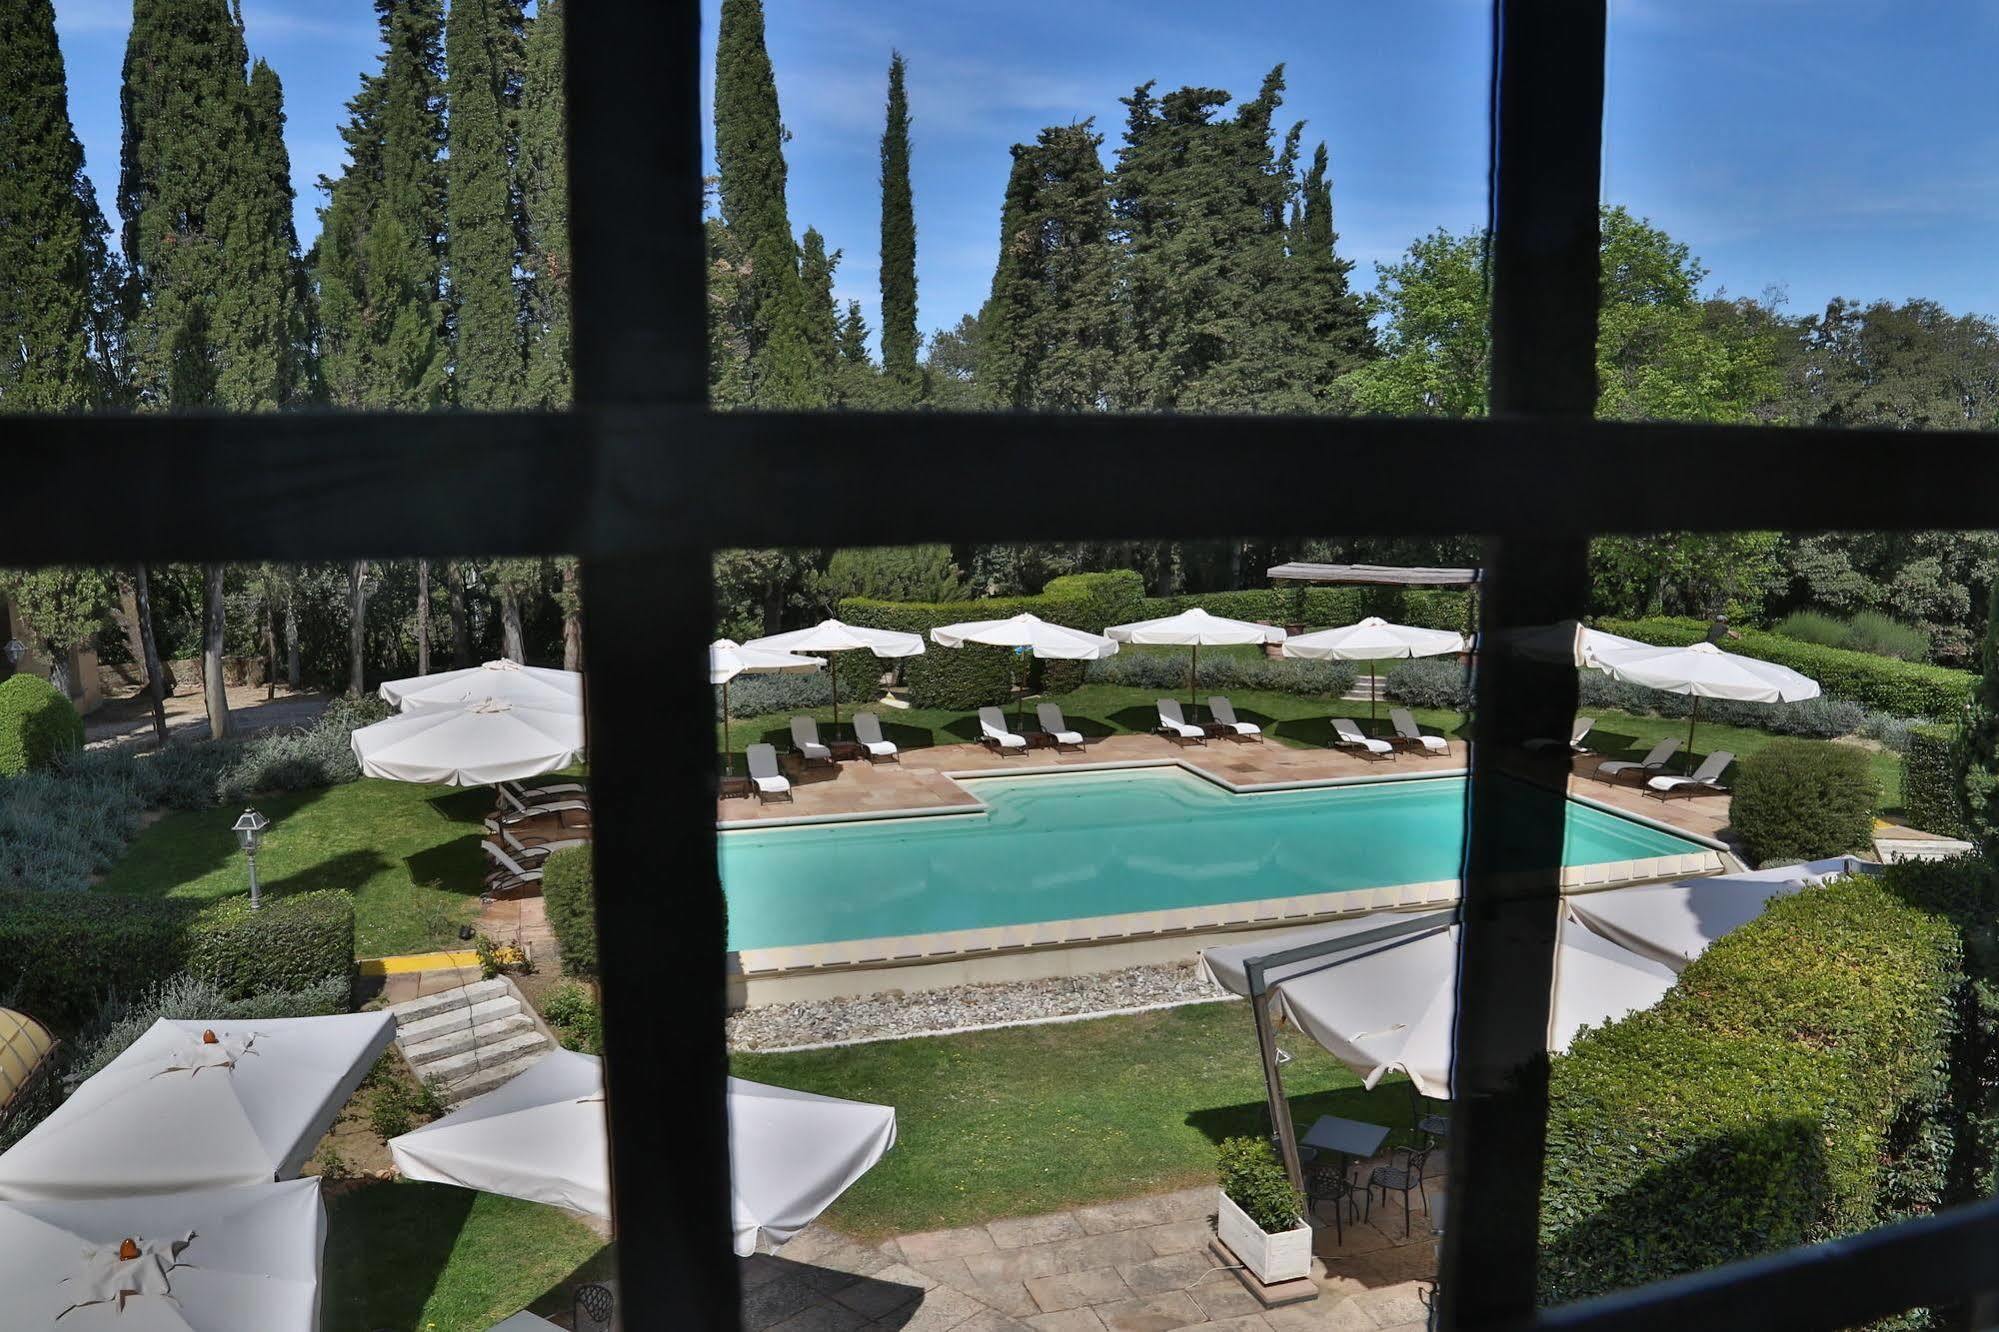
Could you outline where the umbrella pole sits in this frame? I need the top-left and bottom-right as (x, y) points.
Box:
(831, 651), (840, 735)
(1190, 643), (1200, 720)
(723, 678), (732, 777)
(1686, 695), (1699, 773)
(1371, 665), (1379, 724)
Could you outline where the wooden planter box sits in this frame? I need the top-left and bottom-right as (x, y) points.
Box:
(1215, 1187), (1312, 1285)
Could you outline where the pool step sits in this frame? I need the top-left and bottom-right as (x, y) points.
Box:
(387, 980), (552, 1105)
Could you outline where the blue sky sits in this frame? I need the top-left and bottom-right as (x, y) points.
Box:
(51, 1), (1999, 355)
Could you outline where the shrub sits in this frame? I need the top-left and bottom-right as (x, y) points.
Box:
(1772, 609), (1852, 648)
(1084, 652), (1357, 699)
(184, 889), (356, 999)
(1596, 617), (1972, 718)
(1902, 725), (1965, 838)
(0, 890), (191, 1026)
(67, 970), (350, 1083)
(541, 846), (596, 976)
(540, 980), (603, 1055)
(1540, 875), (1962, 1304)
(1137, 586), (1471, 634)
(1846, 610), (1931, 662)
(717, 669), (850, 722)
(1216, 1136), (1304, 1233)
(0, 674), (83, 776)
(1728, 739), (1880, 866)
(368, 1079), (416, 1140)
(1857, 710), (1914, 754)
(1386, 658), (1469, 710)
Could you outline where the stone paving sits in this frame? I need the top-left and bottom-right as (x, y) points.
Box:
(746, 1170), (1441, 1332)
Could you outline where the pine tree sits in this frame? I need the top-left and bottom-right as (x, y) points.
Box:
(878, 51), (919, 405)
(1284, 142), (1374, 405)
(216, 57), (306, 410)
(799, 227), (841, 383)
(833, 299), (881, 407)
(519, 0), (569, 407)
(446, 0), (524, 408)
(0, 0), (115, 412)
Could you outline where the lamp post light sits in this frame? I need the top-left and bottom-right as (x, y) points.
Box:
(231, 807), (270, 911)
(3, 639), (24, 667)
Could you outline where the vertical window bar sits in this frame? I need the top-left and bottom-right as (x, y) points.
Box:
(565, 4), (734, 1329)
(1443, 1), (1605, 1325)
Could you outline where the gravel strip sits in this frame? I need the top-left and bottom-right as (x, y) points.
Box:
(726, 961), (1234, 1052)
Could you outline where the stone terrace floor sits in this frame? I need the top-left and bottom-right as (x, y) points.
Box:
(744, 1160), (1443, 1331)
(719, 731), (1732, 850)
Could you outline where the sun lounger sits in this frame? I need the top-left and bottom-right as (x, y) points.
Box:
(482, 821), (589, 858)
(1595, 736), (1682, 783)
(493, 785), (593, 830)
(1570, 716), (1595, 752)
(480, 842), (547, 897)
(746, 744), (792, 801)
(500, 777), (587, 803)
(1331, 717), (1394, 760)
(1036, 703), (1085, 750)
(789, 716), (833, 765)
(1156, 699), (1207, 745)
(1646, 750), (1733, 799)
(1389, 708), (1448, 756)
(1207, 697), (1262, 741)
(851, 712), (899, 761)
(978, 707), (1028, 752)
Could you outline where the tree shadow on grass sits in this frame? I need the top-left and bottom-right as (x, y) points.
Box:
(258, 848), (398, 899)
(424, 786), (500, 825)
(525, 1240), (620, 1323)
(1186, 1080), (1422, 1154)
(321, 1181), (477, 1332)
(1107, 704), (1167, 735)
(404, 836), (489, 897)
(876, 719), (937, 751)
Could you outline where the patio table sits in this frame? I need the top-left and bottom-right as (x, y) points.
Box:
(1301, 1114), (1391, 1171)
(486, 1312), (562, 1331)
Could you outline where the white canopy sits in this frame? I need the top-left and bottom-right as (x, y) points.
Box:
(1566, 857), (1863, 971)
(0, 1013), (394, 1201)
(389, 1051), (898, 1255)
(379, 660), (583, 715)
(1280, 616), (1467, 662)
(0, 1178), (323, 1331)
(1104, 607), (1284, 647)
(742, 619), (925, 659)
(930, 613), (1118, 660)
(1577, 626), (1653, 667)
(1200, 911), (1678, 1099)
(350, 698), (585, 785)
(710, 638), (825, 685)
(1590, 639), (1821, 703)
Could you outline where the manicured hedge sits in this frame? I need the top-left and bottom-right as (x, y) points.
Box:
(185, 889), (356, 1000)
(1729, 738), (1879, 866)
(1902, 724), (1966, 838)
(1595, 617), (1974, 719)
(0, 674), (83, 777)
(541, 846), (596, 976)
(1540, 875), (1963, 1304)
(1138, 585), (1472, 633)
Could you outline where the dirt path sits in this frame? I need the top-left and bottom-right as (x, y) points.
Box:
(85, 683), (333, 750)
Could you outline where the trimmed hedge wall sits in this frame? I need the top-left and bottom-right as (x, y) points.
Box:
(541, 846), (597, 976)
(1595, 616), (1974, 719)
(0, 674), (84, 776)
(0, 887), (356, 1027)
(1540, 874), (1963, 1305)
(1902, 724), (1966, 838)
(1138, 585), (1472, 633)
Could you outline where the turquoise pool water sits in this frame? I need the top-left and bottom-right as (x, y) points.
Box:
(718, 771), (1707, 952)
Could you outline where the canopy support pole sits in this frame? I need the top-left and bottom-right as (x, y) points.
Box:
(1685, 695), (1700, 773)
(722, 678), (732, 777)
(1190, 643), (1200, 720)
(1250, 988), (1303, 1196)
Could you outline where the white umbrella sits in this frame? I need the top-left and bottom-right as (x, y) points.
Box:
(350, 698), (585, 785)
(378, 659), (582, 715)
(0, 1014), (395, 1201)
(930, 613), (1118, 728)
(1200, 911), (1677, 1098)
(1103, 608), (1285, 720)
(742, 619), (924, 734)
(0, 1178), (323, 1331)
(389, 1050), (897, 1256)
(1591, 639), (1820, 765)
(1565, 856), (1860, 971)
(711, 639), (824, 777)
(1281, 617), (1467, 721)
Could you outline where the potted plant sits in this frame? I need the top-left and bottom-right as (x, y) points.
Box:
(1214, 1136), (1312, 1284)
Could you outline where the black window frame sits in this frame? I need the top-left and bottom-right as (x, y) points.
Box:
(12, 1), (1999, 1326)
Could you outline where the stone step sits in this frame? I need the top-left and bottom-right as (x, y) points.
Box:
(420, 1029), (550, 1086)
(397, 995), (521, 1046)
(443, 1047), (552, 1102)
(385, 978), (508, 1024)
(402, 1012), (535, 1067)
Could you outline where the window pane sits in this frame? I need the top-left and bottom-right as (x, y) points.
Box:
(698, 1), (1488, 415)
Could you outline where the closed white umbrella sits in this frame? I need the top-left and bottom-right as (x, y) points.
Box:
(1591, 639), (1820, 765)
(1281, 617), (1467, 721)
(350, 698), (585, 786)
(0, 1178), (323, 1331)
(711, 639), (824, 777)
(389, 1050), (897, 1255)
(930, 613), (1117, 728)
(742, 619), (924, 734)
(0, 1014), (395, 1201)
(1104, 608), (1285, 720)
(1566, 857), (1860, 972)
(379, 659), (582, 715)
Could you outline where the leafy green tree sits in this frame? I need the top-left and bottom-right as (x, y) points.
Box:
(1, 568), (111, 699)
(0, 0), (117, 412)
(1332, 227), (1490, 418)
(518, 0), (569, 408)
(878, 52), (920, 405)
(923, 314), (981, 410)
(446, 0), (524, 409)
(1957, 583), (1999, 847)
(811, 546), (967, 611)
(486, 558), (541, 662)
(1791, 298), (1999, 431)
(1589, 532), (1783, 621)
(712, 548), (822, 639)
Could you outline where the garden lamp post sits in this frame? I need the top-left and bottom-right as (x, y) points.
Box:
(232, 807), (270, 911)
(2, 639), (24, 667)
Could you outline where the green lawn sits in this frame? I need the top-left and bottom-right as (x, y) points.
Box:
(731, 1000), (1422, 1241)
(323, 1182), (612, 1332)
(99, 778), (493, 957)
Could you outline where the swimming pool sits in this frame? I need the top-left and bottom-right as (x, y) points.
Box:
(718, 770), (1709, 952)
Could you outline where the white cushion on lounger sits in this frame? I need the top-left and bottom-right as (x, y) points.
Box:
(1156, 700), (1206, 738)
(1331, 718), (1393, 754)
(789, 717), (831, 760)
(1208, 698), (1261, 736)
(978, 707), (1027, 748)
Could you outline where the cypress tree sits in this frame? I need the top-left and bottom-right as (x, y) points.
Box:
(0, 0), (114, 412)
(833, 299), (880, 407)
(1283, 142), (1374, 404)
(878, 51), (919, 405)
(311, 68), (384, 408)
(446, 0), (524, 409)
(215, 57), (305, 411)
(519, 0), (569, 407)
(799, 227), (840, 382)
